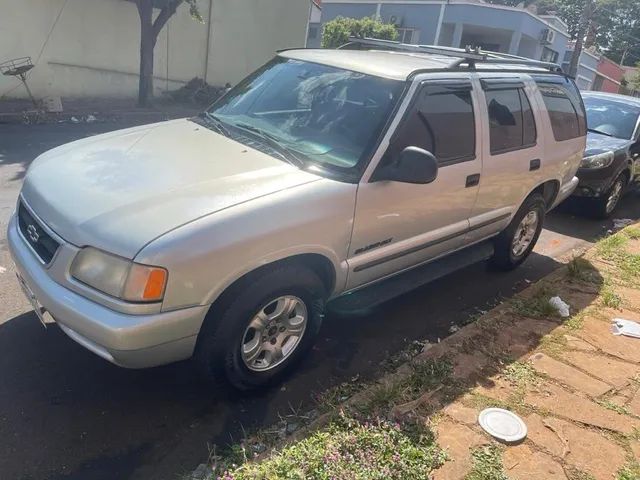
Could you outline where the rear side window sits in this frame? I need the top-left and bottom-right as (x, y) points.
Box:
(388, 83), (476, 165)
(534, 77), (586, 142)
(484, 85), (537, 155)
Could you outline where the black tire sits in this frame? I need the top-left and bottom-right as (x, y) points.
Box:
(490, 193), (545, 271)
(591, 173), (626, 219)
(193, 265), (325, 390)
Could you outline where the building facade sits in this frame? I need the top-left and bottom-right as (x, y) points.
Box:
(1, 0), (310, 99)
(320, 0), (570, 63)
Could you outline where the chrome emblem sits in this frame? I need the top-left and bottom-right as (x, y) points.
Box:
(26, 224), (39, 243)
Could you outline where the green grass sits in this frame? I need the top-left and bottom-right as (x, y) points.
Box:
(617, 461), (640, 480)
(597, 399), (632, 417)
(602, 283), (623, 309)
(596, 233), (629, 260)
(218, 415), (446, 480)
(465, 445), (508, 480)
(624, 227), (640, 240)
(511, 286), (558, 318)
(567, 257), (598, 283)
(503, 361), (538, 387)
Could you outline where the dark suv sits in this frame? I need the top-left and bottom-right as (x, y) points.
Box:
(573, 91), (640, 218)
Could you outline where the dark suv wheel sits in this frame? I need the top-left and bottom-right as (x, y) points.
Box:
(490, 193), (545, 271)
(194, 265), (325, 390)
(591, 172), (626, 219)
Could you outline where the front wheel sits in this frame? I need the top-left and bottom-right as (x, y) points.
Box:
(490, 193), (545, 271)
(591, 173), (626, 219)
(194, 265), (325, 390)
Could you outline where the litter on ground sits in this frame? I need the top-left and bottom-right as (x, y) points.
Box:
(613, 218), (635, 231)
(478, 408), (527, 442)
(549, 296), (570, 317)
(611, 318), (640, 339)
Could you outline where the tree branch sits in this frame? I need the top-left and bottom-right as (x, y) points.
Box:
(152, 0), (182, 39)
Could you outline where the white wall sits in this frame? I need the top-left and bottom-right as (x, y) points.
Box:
(0, 0), (309, 100)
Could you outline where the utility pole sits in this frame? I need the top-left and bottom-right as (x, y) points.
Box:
(568, 0), (594, 78)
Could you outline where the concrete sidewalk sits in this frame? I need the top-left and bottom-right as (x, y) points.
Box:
(213, 225), (640, 480)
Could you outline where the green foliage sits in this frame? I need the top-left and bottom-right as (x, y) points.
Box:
(465, 445), (509, 480)
(530, 0), (640, 65)
(321, 16), (398, 49)
(220, 415), (446, 479)
(629, 63), (640, 91)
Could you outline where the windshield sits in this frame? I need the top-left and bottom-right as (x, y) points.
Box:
(583, 96), (640, 140)
(206, 58), (404, 177)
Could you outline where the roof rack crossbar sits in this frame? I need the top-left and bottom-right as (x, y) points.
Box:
(342, 37), (486, 60)
(343, 37), (562, 72)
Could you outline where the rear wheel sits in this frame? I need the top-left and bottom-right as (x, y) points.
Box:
(194, 265), (325, 390)
(591, 173), (626, 219)
(490, 193), (545, 271)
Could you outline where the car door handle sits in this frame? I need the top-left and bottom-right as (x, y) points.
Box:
(466, 174), (480, 187)
(530, 159), (541, 171)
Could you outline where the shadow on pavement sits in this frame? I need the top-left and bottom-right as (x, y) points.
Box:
(0, 251), (568, 480)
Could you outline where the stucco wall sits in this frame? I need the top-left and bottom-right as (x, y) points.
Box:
(1, 0), (309, 99)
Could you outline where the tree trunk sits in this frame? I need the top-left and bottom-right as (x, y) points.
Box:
(137, 0), (155, 107)
(568, 0), (594, 79)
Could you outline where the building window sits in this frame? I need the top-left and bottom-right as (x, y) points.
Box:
(397, 28), (419, 44)
(486, 88), (537, 155)
(308, 26), (318, 39)
(541, 47), (559, 64)
(535, 79), (587, 141)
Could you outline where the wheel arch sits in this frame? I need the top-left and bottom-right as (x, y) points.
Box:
(202, 253), (337, 326)
(530, 179), (560, 211)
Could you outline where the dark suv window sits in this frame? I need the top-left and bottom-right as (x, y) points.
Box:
(387, 83), (476, 165)
(534, 77), (586, 141)
(484, 85), (537, 155)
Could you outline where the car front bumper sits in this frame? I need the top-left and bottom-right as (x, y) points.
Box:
(7, 213), (208, 368)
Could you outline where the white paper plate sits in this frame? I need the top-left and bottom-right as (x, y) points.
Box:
(478, 408), (527, 442)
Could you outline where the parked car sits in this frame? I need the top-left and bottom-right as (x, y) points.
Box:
(572, 91), (640, 218)
(8, 39), (586, 390)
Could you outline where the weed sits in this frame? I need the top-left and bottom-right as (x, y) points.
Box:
(511, 285), (558, 318)
(465, 445), (508, 480)
(617, 461), (640, 480)
(567, 257), (598, 283)
(566, 467), (597, 480)
(565, 309), (587, 330)
(597, 399), (632, 417)
(503, 361), (538, 387)
(602, 284), (623, 309)
(624, 227), (640, 240)
(596, 233), (628, 260)
(219, 415), (446, 479)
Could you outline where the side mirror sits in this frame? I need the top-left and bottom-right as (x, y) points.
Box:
(374, 147), (439, 184)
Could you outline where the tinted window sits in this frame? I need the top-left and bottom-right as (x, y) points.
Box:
(486, 88), (537, 154)
(583, 96), (640, 140)
(535, 78), (586, 141)
(388, 85), (476, 165)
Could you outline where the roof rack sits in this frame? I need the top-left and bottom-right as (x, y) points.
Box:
(341, 37), (563, 72)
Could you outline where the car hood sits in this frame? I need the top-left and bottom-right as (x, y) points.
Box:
(585, 131), (631, 156)
(21, 119), (321, 258)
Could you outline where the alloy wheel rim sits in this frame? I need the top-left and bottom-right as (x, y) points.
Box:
(606, 179), (623, 214)
(240, 295), (307, 372)
(511, 210), (539, 258)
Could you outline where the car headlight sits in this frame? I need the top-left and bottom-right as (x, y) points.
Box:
(580, 151), (614, 169)
(71, 247), (167, 302)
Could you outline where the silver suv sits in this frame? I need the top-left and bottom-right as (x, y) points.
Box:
(8, 39), (586, 389)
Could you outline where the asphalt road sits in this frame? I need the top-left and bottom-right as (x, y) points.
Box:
(1, 122), (639, 480)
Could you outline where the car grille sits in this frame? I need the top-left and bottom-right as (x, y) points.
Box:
(17, 203), (59, 264)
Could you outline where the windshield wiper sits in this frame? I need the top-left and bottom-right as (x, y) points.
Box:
(199, 112), (231, 138)
(233, 122), (304, 167)
(587, 127), (614, 137)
